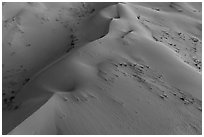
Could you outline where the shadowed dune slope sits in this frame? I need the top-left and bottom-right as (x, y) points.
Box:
(2, 2), (202, 135)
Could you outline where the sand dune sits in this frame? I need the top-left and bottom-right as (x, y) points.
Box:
(2, 2), (202, 135)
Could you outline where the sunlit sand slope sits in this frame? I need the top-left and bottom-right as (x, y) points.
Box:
(2, 2), (202, 135)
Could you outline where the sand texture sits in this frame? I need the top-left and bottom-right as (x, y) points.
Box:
(2, 2), (202, 135)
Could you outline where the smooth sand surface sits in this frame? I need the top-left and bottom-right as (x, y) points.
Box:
(2, 2), (202, 135)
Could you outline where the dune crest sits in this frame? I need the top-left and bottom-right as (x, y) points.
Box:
(2, 2), (202, 135)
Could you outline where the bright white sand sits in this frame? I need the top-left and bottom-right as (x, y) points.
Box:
(2, 2), (202, 135)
